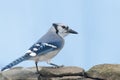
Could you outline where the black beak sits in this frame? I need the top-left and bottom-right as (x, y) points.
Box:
(68, 29), (78, 34)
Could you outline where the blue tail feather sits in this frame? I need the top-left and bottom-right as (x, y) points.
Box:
(1, 55), (28, 71)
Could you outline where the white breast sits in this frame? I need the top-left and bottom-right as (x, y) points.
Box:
(29, 50), (59, 62)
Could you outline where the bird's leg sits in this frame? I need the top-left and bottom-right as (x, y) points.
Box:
(47, 60), (64, 68)
(35, 61), (39, 74)
(35, 61), (43, 79)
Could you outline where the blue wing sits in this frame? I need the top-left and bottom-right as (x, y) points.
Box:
(1, 42), (58, 71)
(25, 42), (58, 58)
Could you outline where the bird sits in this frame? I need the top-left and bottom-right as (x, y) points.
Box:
(1, 23), (78, 73)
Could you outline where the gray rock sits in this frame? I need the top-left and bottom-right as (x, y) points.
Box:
(1, 66), (85, 80)
(87, 64), (120, 80)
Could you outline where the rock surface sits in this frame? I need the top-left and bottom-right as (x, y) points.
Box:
(86, 64), (120, 80)
(1, 66), (86, 80)
(0, 64), (120, 80)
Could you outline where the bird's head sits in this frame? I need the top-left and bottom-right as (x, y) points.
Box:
(51, 23), (78, 38)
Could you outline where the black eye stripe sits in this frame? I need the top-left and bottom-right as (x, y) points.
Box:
(54, 26), (58, 34)
(62, 26), (69, 30)
(62, 26), (66, 29)
(53, 23), (58, 34)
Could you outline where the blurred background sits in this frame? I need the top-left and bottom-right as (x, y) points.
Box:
(0, 0), (120, 70)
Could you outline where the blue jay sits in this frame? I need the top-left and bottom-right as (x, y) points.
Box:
(1, 23), (78, 73)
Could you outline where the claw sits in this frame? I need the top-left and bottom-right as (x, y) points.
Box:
(52, 65), (64, 68)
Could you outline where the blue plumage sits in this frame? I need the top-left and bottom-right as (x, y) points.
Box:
(1, 55), (28, 71)
(1, 42), (58, 71)
(1, 23), (78, 72)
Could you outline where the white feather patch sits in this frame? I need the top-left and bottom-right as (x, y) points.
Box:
(35, 43), (40, 46)
(43, 43), (57, 48)
(26, 50), (32, 53)
(33, 48), (38, 51)
(29, 52), (37, 56)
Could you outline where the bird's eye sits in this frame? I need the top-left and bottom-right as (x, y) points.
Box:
(62, 26), (66, 29)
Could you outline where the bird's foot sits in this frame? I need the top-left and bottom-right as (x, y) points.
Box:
(53, 65), (64, 68)
(49, 62), (64, 68)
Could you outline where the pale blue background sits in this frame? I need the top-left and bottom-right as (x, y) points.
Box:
(0, 0), (120, 70)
